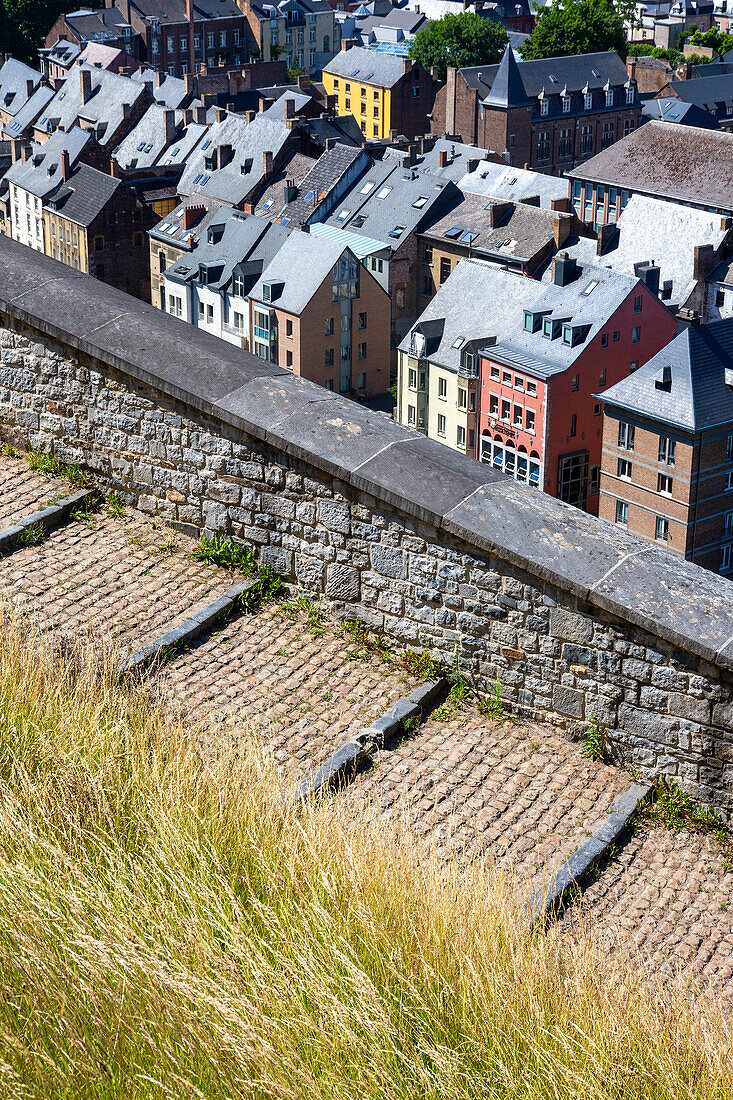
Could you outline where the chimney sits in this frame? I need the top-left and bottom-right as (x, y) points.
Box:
(285, 96), (295, 119)
(21, 144), (30, 162)
(401, 144), (416, 166)
(596, 222), (618, 256)
(550, 196), (570, 213)
(467, 157), (478, 173)
(627, 57), (637, 79)
(185, 73), (195, 94)
(61, 148), (70, 181)
(263, 149), (273, 175)
(552, 251), (578, 286)
(186, 0), (195, 79)
(245, 109), (256, 122)
(202, 93), (216, 107)
(26, 78), (35, 98)
(164, 108), (176, 144)
(553, 212), (572, 248)
(226, 100), (234, 112)
(655, 365), (672, 391)
(122, 102), (133, 119)
(635, 261), (660, 295)
(341, 38), (357, 50)
(488, 200), (512, 227)
(184, 108), (193, 125)
(693, 243), (715, 281)
(297, 73), (310, 89)
(80, 67), (92, 105)
(402, 58), (413, 74)
(182, 203), (205, 229)
(215, 106), (226, 122)
(283, 178), (297, 202)
(439, 148), (448, 167)
(156, 70), (164, 87)
(445, 67), (457, 137)
(195, 105), (207, 123)
(110, 158), (123, 178)
(242, 202), (254, 214)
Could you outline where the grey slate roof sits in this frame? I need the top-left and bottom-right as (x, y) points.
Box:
(149, 192), (228, 249)
(5, 128), (94, 200)
(383, 137), (488, 183)
(260, 89), (314, 120)
(253, 151), (318, 218)
(484, 45), (531, 108)
(131, 69), (190, 109)
(320, 160), (460, 249)
(41, 40), (81, 70)
(276, 142), (366, 225)
(130, 0), (244, 21)
(708, 258), (733, 288)
(45, 161), (121, 226)
(114, 104), (207, 170)
(459, 160), (569, 208)
(166, 207), (294, 292)
(177, 113), (292, 206)
(422, 194), (561, 266)
(2, 84), (54, 139)
(642, 96), (720, 129)
(63, 7), (129, 44)
(562, 193), (731, 312)
(664, 72), (733, 117)
(599, 319), (733, 433)
(0, 59), (43, 119)
(402, 253), (646, 378)
(249, 230), (349, 313)
(570, 121), (733, 214)
(323, 46), (409, 88)
(39, 64), (148, 146)
(478, 50), (630, 105)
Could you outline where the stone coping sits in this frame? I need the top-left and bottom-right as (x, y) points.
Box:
(2, 237), (733, 671)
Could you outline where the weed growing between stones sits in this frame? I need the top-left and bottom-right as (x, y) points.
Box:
(476, 675), (506, 721)
(580, 715), (611, 764)
(104, 492), (127, 519)
(25, 449), (89, 488)
(636, 779), (730, 845)
(15, 521), (45, 547)
(191, 535), (286, 614)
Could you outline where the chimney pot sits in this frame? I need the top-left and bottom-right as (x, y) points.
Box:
(438, 148), (448, 167)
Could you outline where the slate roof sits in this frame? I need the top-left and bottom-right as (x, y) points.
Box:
(323, 46), (408, 88)
(38, 64), (148, 146)
(570, 121), (733, 214)
(78, 42), (126, 68)
(276, 141), (366, 225)
(422, 194), (561, 266)
(177, 113), (292, 205)
(479, 50), (630, 105)
(45, 161), (121, 226)
(260, 89), (314, 120)
(2, 84), (54, 139)
(401, 253), (646, 378)
(130, 0), (244, 21)
(664, 72), (733, 117)
(459, 160), (569, 208)
(253, 151), (318, 218)
(0, 59), (43, 119)
(708, 258), (733, 288)
(383, 137), (488, 183)
(562, 193), (731, 312)
(165, 207), (293, 293)
(114, 104), (207, 169)
(642, 96), (720, 129)
(249, 230), (349, 313)
(599, 319), (733, 433)
(40, 40), (81, 70)
(320, 160), (460, 249)
(149, 192), (228, 249)
(249, 0), (333, 19)
(305, 112), (366, 148)
(63, 7), (129, 44)
(131, 68), (190, 109)
(5, 128), (94, 199)
(484, 46), (531, 108)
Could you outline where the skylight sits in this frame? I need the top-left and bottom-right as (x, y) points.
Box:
(336, 208), (349, 221)
(581, 279), (599, 296)
(202, 139), (211, 149)
(304, 189), (315, 202)
(462, 230), (479, 244)
(351, 215), (366, 227)
(452, 337), (463, 348)
(388, 224), (405, 238)
(359, 180), (375, 194)
(377, 185), (392, 199)
(591, 68), (600, 78)
(137, 141), (146, 150)
(412, 196), (427, 208)
(444, 226), (462, 239)
(262, 198), (273, 210)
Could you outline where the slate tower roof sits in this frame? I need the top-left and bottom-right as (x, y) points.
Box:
(483, 45), (530, 108)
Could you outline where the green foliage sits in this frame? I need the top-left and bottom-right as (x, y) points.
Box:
(476, 674), (505, 721)
(0, 442), (17, 458)
(15, 521), (45, 547)
(277, 596), (327, 636)
(339, 619), (392, 662)
(0, 0), (86, 63)
(104, 492), (127, 519)
(685, 26), (733, 55)
(400, 648), (445, 681)
(70, 508), (98, 530)
(192, 533), (257, 574)
(409, 12), (508, 81)
(286, 65), (304, 83)
(520, 0), (626, 60)
(626, 42), (685, 64)
(637, 779), (729, 844)
(25, 449), (88, 488)
(238, 567), (286, 613)
(580, 714), (611, 763)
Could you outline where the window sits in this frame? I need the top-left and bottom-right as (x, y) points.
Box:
(515, 376), (524, 391)
(634, 294), (643, 313)
(501, 399), (510, 421)
(657, 473), (673, 495)
(584, 92), (592, 110)
(439, 258), (451, 284)
(605, 89), (614, 107)
(437, 414), (446, 437)
(562, 95), (571, 113)
(456, 424), (466, 448)
(233, 311), (244, 332)
(725, 512), (733, 537)
(513, 406), (522, 427)
(727, 435), (733, 462)
(626, 86), (634, 104)
(570, 414), (577, 437)
(601, 333), (608, 348)
(408, 405), (416, 426)
(357, 373), (366, 389)
(617, 457), (632, 479)
(286, 319), (293, 336)
(491, 366), (500, 380)
(207, 303), (213, 323)
(325, 349), (334, 366)
(602, 121), (614, 148)
(198, 301), (205, 320)
(721, 544), (732, 572)
(618, 421), (635, 450)
(655, 516), (669, 542)
(358, 342), (366, 360)
(590, 465), (600, 495)
(612, 330), (620, 342)
(571, 374), (579, 392)
(438, 377), (447, 398)
(526, 409), (535, 432)
(537, 131), (550, 161)
(489, 394), (499, 416)
(527, 380), (537, 397)
(540, 97), (548, 116)
(423, 246), (433, 266)
(623, 118), (635, 137)
(580, 125), (592, 155)
(408, 368), (417, 390)
(207, 32), (214, 47)
(632, 326), (641, 344)
(559, 128), (572, 159)
(594, 403), (601, 417)
(629, 360), (639, 373)
(558, 452), (589, 507)
(286, 350), (293, 367)
(423, 275), (432, 296)
(458, 387), (467, 410)
(325, 317), (334, 335)
(233, 30), (239, 44)
(616, 499), (628, 526)
(658, 436), (676, 465)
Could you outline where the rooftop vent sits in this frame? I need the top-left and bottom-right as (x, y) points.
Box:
(654, 365), (672, 391)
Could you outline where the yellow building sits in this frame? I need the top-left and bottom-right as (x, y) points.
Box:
(321, 46), (436, 141)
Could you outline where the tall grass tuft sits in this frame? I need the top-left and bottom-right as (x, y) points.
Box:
(0, 605), (730, 1098)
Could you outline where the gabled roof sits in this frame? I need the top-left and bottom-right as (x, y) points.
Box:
(323, 46), (410, 88)
(276, 142), (366, 225)
(249, 231), (352, 314)
(642, 96), (720, 129)
(114, 103), (207, 170)
(2, 84), (54, 139)
(422, 194), (562, 266)
(481, 50), (629, 104)
(0, 59), (43, 119)
(38, 64), (148, 146)
(45, 161), (121, 226)
(165, 207), (293, 292)
(5, 127), (94, 199)
(130, 0), (244, 21)
(177, 113), (292, 206)
(149, 192), (228, 249)
(383, 137), (488, 183)
(599, 320), (733, 433)
(41, 39), (81, 69)
(130, 68), (190, 110)
(483, 45), (530, 108)
(459, 159), (569, 208)
(570, 121), (733, 214)
(665, 72), (733, 116)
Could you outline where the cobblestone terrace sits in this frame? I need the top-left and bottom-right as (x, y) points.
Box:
(0, 450), (732, 1002)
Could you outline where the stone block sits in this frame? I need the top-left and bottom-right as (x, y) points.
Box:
(325, 563), (360, 602)
(370, 544), (407, 580)
(668, 693), (710, 725)
(562, 643), (597, 669)
(552, 685), (584, 718)
(261, 545), (293, 576)
(550, 607), (593, 644)
(317, 499), (351, 534)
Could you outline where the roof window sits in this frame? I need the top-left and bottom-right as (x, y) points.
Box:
(461, 230), (479, 244)
(376, 185), (392, 199)
(360, 180), (375, 194)
(412, 195), (428, 208)
(336, 208), (349, 221)
(581, 279), (599, 296)
(443, 226), (462, 239)
(388, 224), (405, 238)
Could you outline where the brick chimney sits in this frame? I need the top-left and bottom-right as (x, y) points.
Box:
(182, 203), (205, 229)
(21, 144), (30, 162)
(550, 196), (570, 213)
(402, 58), (413, 74)
(26, 78), (35, 98)
(438, 148), (448, 167)
(626, 57), (637, 79)
(215, 106), (226, 122)
(553, 211), (572, 248)
(285, 96), (295, 120)
(693, 243), (715, 281)
(80, 67), (92, 105)
(445, 67), (457, 136)
(164, 108), (176, 144)
(61, 148), (70, 182)
(245, 109), (256, 122)
(185, 73), (195, 94)
(110, 158), (123, 178)
(195, 105), (207, 123)
(156, 70), (164, 87)
(263, 149), (273, 175)
(297, 73), (310, 89)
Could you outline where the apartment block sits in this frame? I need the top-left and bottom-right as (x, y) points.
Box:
(322, 46), (437, 140)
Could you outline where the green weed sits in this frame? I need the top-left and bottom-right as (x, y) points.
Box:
(26, 450), (88, 487)
(104, 492), (127, 519)
(192, 533), (257, 574)
(15, 522), (45, 547)
(637, 779), (729, 844)
(477, 675), (505, 721)
(580, 715), (611, 764)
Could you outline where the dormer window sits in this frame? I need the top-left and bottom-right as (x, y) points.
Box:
(606, 89), (614, 106)
(540, 97), (549, 116)
(626, 86), (634, 104)
(562, 95), (571, 113)
(524, 309), (542, 332)
(584, 92), (592, 109)
(562, 323), (590, 347)
(543, 317), (565, 340)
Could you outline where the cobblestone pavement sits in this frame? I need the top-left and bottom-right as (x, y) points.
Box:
(0, 453), (73, 527)
(0, 511), (232, 655)
(157, 610), (415, 784)
(561, 825), (733, 999)
(342, 708), (630, 893)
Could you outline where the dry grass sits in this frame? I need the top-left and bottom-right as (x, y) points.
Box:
(0, 607), (730, 1099)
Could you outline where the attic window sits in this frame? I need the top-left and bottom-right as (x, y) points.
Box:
(200, 174), (209, 184)
(137, 142), (146, 151)
(377, 185), (392, 199)
(581, 279), (599, 296)
(359, 181), (374, 194)
(452, 337), (464, 349)
(461, 230), (479, 244)
(388, 224), (405, 238)
(59, 91), (66, 100)
(507, 176), (517, 185)
(524, 310), (541, 333)
(171, 146), (180, 155)
(144, 143), (153, 152)
(412, 195), (428, 208)
(444, 226), (462, 239)
(193, 173), (203, 183)
(202, 139), (211, 149)
(262, 198), (274, 211)
(336, 208), (349, 221)
(351, 215), (366, 227)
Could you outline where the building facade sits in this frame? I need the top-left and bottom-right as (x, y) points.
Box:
(322, 46), (437, 140)
(242, 0), (337, 76)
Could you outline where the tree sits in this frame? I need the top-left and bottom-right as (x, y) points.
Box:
(0, 0), (99, 63)
(519, 0), (627, 61)
(409, 13), (508, 82)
